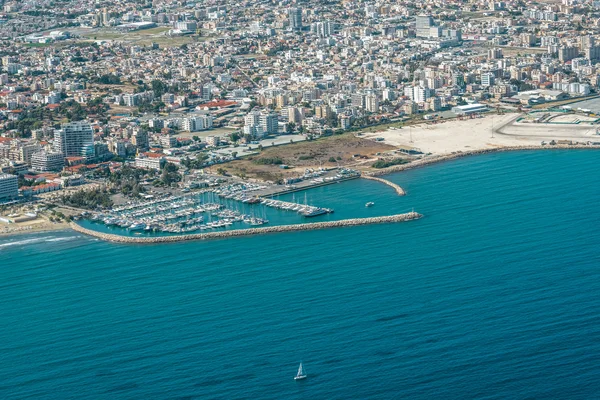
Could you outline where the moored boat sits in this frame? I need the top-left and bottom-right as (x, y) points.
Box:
(302, 208), (328, 217)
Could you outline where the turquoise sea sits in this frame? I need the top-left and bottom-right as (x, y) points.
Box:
(1, 150), (600, 399)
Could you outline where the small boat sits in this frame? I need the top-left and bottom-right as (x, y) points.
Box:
(366, 202), (375, 207)
(302, 208), (328, 217)
(129, 222), (146, 231)
(294, 362), (307, 380)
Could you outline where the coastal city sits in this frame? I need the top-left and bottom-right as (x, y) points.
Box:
(2, 0), (600, 238)
(3, 1), (600, 399)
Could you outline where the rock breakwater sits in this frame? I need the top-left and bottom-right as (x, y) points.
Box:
(70, 212), (422, 244)
(361, 175), (406, 196)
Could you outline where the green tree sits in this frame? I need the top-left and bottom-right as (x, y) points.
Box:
(151, 79), (167, 97)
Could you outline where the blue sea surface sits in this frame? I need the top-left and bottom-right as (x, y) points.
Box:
(1, 150), (600, 399)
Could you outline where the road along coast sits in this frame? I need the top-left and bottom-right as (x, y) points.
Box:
(368, 145), (600, 177)
(70, 212), (423, 244)
(360, 175), (406, 196)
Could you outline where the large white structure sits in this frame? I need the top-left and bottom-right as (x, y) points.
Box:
(416, 15), (434, 38)
(182, 115), (213, 132)
(244, 110), (261, 126)
(452, 103), (488, 115)
(404, 86), (430, 103)
(244, 111), (278, 136)
(0, 174), (18, 201)
(260, 113), (279, 134)
(31, 150), (65, 172)
(481, 72), (495, 87)
(365, 94), (380, 113)
(135, 155), (165, 170)
(243, 124), (265, 137)
(54, 121), (94, 159)
(312, 21), (334, 37)
(11, 142), (41, 164)
(45, 91), (61, 105)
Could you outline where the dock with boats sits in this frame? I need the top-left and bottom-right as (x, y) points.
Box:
(81, 168), (373, 235)
(86, 186), (334, 235)
(261, 198), (333, 217)
(89, 192), (269, 234)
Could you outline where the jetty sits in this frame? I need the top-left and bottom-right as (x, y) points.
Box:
(69, 212), (422, 244)
(361, 175), (406, 196)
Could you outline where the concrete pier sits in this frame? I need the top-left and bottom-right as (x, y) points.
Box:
(70, 212), (422, 244)
(361, 175), (406, 196)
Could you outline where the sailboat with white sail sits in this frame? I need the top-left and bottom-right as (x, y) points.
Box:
(294, 362), (307, 380)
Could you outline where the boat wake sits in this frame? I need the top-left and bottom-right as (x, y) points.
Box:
(0, 235), (78, 248)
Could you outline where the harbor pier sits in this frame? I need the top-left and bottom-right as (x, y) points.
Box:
(70, 212), (422, 244)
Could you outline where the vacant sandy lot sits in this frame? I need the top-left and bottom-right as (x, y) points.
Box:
(362, 113), (600, 155)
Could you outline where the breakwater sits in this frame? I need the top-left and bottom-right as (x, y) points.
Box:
(368, 144), (600, 176)
(69, 212), (422, 244)
(361, 175), (406, 196)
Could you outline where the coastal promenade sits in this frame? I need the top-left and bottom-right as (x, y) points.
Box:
(69, 212), (422, 243)
(361, 175), (406, 196)
(368, 144), (600, 177)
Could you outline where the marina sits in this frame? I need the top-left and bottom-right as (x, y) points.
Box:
(85, 186), (336, 236)
(71, 212), (423, 243)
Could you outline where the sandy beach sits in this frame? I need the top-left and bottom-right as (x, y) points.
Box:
(0, 219), (71, 238)
(362, 113), (600, 156)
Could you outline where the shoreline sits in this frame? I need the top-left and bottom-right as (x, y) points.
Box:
(3, 145), (598, 242)
(0, 222), (70, 238)
(69, 212), (423, 244)
(367, 144), (600, 177)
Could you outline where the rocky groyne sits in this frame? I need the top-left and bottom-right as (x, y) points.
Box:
(368, 144), (600, 177)
(360, 175), (406, 196)
(70, 212), (422, 244)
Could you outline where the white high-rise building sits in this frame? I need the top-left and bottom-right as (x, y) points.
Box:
(414, 86), (429, 103)
(243, 124), (265, 137)
(312, 21), (334, 37)
(202, 84), (214, 101)
(289, 8), (302, 31)
(481, 72), (495, 87)
(416, 15), (434, 38)
(182, 115), (213, 132)
(260, 113), (279, 134)
(365, 94), (380, 113)
(244, 111), (261, 126)
(405, 86), (430, 103)
(0, 174), (18, 201)
(31, 150), (65, 172)
(54, 121), (94, 159)
(45, 91), (61, 105)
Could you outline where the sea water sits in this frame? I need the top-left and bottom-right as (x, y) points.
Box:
(1, 150), (600, 399)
